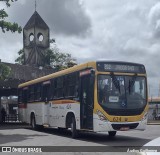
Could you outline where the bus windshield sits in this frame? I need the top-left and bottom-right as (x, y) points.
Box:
(98, 74), (147, 112)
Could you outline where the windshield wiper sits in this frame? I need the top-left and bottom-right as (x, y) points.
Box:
(128, 74), (137, 94)
(110, 73), (120, 92)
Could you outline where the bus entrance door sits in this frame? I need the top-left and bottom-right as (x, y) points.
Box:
(80, 72), (94, 130)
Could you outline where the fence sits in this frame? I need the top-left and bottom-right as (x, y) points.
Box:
(5, 114), (19, 122)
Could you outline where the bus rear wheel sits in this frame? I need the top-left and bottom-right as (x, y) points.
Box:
(108, 131), (116, 137)
(58, 127), (66, 132)
(31, 115), (36, 130)
(71, 117), (78, 138)
(31, 115), (43, 130)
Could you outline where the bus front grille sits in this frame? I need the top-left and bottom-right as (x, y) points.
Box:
(104, 108), (145, 116)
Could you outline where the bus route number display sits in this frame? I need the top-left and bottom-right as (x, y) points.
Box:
(97, 62), (145, 73)
(105, 64), (135, 71)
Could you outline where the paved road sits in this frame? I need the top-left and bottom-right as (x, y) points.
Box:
(0, 124), (159, 154)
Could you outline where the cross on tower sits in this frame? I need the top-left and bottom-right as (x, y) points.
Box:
(35, 0), (37, 11)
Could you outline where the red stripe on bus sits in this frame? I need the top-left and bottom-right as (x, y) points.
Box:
(80, 70), (91, 76)
(18, 104), (27, 109)
(52, 100), (78, 104)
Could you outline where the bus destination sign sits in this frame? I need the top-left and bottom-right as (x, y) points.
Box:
(97, 62), (146, 73)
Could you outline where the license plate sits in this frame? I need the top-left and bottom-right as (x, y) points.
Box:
(120, 127), (129, 131)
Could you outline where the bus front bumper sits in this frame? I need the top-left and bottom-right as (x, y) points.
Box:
(94, 118), (147, 132)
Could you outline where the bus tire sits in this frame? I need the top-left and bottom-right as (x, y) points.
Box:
(108, 131), (116, 137)
(31, 115), (36, 130)
(58, 127), (66, 132)
(71, 117), (78, 138)
(31, 115), (43, 130)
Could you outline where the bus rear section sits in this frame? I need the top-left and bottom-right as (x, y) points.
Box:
(18, 67), (94, 138)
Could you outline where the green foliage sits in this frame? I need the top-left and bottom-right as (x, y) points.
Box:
(15, 49), (24, 65)
(0, 9), (8, 19)
(45, 47), (77, 70)
(0, 0), (22, 33)
(0, 0), (18, 7)
(0, 63), (11, 80)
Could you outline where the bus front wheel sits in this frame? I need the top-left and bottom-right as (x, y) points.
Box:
(71, 117), (78, 138)
(108, 131), (116, 137)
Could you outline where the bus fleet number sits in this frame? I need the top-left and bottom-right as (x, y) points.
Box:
(113, 117), (122, 122)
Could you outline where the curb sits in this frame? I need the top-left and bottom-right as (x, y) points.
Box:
(147, 123), (160, 125)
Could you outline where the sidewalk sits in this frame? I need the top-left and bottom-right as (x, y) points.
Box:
(147, 120), (160, 125)
(0, 122), (30, 130)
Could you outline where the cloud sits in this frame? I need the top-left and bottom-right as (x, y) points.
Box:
(7, 0), (91, 36)
(1, 0), (160, 96)
(148, 2), (160, 39)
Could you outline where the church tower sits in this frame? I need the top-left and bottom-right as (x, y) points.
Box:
(23, 11), (50, 67)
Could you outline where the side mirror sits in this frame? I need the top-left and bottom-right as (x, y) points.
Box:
(91, 69), (95, 76)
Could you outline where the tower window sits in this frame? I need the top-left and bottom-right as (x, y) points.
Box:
(37, 33), (44, 42)
(29, 33), (34, 42)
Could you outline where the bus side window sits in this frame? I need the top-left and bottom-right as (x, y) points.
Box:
(50, 79), (54, 100)
(28, 85), (35, 102)
(65, 75), (69, 98)
(63, 75), (68, 98)
(57, 76), (64, 99)
(54, 79), (58, 99)
(23, 88), (28, 103)
(42, 82), (51, 102)
(18, 89), (22, 104)
(68, 72), (79, 98)
(68, 74), (73, 97)
(75, 84), (79, 98)
(35, 84), (41, 101)
(75, 72), (79, 98)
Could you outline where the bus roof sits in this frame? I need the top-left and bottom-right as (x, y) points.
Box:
(18, 61), (146, 88)
(18, 61), (96, 88)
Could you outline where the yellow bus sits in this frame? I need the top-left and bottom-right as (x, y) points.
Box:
(18, 61), (148, 138)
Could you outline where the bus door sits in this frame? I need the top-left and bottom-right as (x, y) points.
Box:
(80, 70), (94, 130)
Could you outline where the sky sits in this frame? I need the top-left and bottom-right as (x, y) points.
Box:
(0, 0), (160, 97)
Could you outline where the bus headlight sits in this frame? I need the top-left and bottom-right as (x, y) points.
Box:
(96, 110), (108, 121)
(141, 112), (148, 121)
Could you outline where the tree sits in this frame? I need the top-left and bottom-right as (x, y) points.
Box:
(0, 63), (11, 80)
(15, 49), (24, 65)
(15, 47), (77, 70)
(0, 0), (22, 33)
(45, 47), (77, 70)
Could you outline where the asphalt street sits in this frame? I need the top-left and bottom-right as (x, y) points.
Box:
(0, 123), (159, 154)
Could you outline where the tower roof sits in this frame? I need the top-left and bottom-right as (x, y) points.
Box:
(24, 11), (49, 29)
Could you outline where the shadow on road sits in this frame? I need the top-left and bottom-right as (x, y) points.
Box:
(34, 127), (151, 147)
(0, 133), (47, 145)
(0, 122), (30, 130)
(0, 123), (48, 145)
(0, 123), (152, 147)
